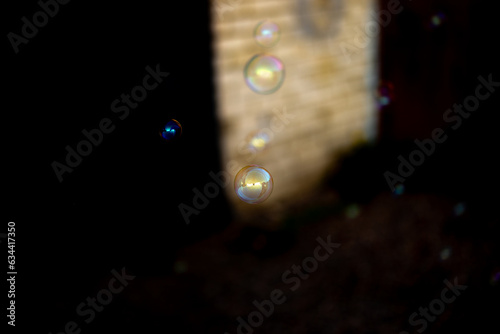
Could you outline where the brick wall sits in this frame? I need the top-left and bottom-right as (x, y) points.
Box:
(211, 0), (378, 227)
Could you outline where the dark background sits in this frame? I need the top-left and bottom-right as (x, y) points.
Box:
(3, 0), (500, 333)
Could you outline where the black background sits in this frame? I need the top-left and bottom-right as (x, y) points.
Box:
(5, 0), (231, 332)
(4, 0), (500, 333)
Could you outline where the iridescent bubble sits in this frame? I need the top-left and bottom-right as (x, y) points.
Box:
(160, 119), (182, 141)
(244, 54), (285, 94)
(453, 202), (466, 216)
(440, 247), (451, 260)
(246, 130), (271, 152)
(173, 260), (188, 274)
(376, 81), (394, 109)
(234, 165), (273, 204)
(430, 12), (446, 28)
(254, 20), (281, 48)
(345, 204), (360, 219)
(491, 271), (500, 286)
(393, 184), (405, 196)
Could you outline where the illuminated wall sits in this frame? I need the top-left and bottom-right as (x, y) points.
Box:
(211, 0), (379, 226)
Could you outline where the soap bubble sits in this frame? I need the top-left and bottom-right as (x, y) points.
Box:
(393, 184), (405, 196)
(376, 81), (394, 109)
(440, 247), (451, 260)
(453, 202), (466, 216)
(246, 130), (272, 152)
(430, 12), (446, 28)
(160, 119), (182, 141)
(491, 270), (500, 286)
(345, 204), (360, 219)
(234, 165), (273, 204)
(244, 54), (285, 94)
(254, 20), (280, 48)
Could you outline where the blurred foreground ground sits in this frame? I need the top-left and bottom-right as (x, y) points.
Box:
(94, 159), (499, 333)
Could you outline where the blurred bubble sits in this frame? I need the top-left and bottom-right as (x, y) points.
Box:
(491, 271), (500, 286)
(345, 204), (360, 219)
(429, 12), (446, 28)
(254, 20), (281, 48)
(160, 119), (182, 141)
(453, 202), (466, 216)
(246, 130), (271, 152)
(234, 165), (273, 204)
(440, 247), (451, 260)
(173, 260), (188, 274)
(244, 54), (285, 94)
(393, 184), (405, 196)
(376, 81), (395, 109)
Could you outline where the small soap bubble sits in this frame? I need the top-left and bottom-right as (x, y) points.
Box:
(234, 165), (273, 204)
(376, 81), (395, 109)
(491, 271), (500, 286)
(247, 130), (271, 152)
(440, 247), (451, 260)
(429, 12), (446, 28)
(345, 204), (360, 219)
(244, 54), (285, 94)
(160, 119), (182, 141)
(453, 202), (466, 216)
(173, 260), (188, 274)
(393, 184), (405, 196)
(254, 20), (281, 48)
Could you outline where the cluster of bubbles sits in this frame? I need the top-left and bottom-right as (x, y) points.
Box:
(244, 20), (284, 95)
(236, 21), (282, 204)
(234, 165), (274, 204)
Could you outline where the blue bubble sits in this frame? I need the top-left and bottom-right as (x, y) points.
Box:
(160, 119), (182, 141)
(393, 184), (405, 196)
(254, 20), (281, 48)
(453, 202), (465, 216)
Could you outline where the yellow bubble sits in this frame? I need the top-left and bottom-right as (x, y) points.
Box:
(244, 54), (285, 94)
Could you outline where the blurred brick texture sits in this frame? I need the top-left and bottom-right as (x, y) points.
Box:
(211, 0), (379, 225)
